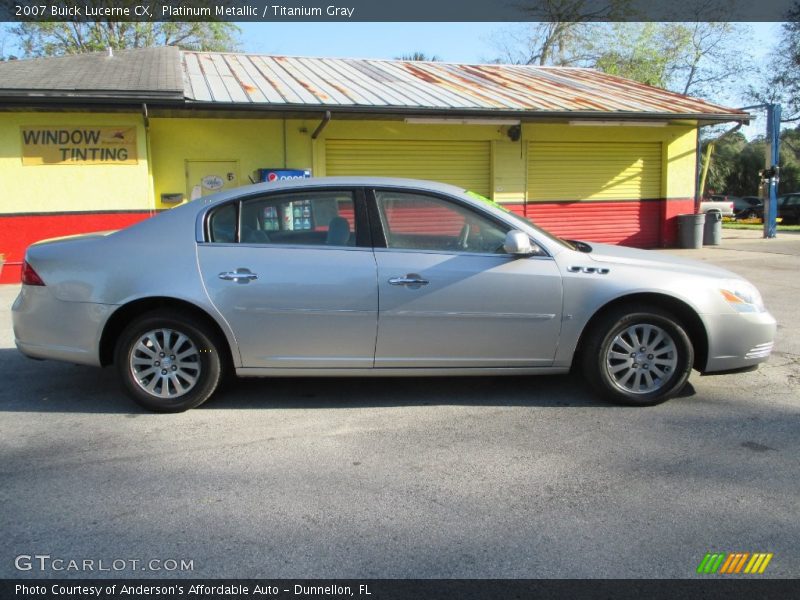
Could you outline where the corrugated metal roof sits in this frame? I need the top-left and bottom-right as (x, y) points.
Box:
(0, 48), (747, 121)
(182, 51), (747, 120)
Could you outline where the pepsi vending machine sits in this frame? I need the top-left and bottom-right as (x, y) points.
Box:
(258, 168), (311, 183)
(258, 168), (313, 231)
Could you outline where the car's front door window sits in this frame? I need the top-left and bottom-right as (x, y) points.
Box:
(374, 190), (508, 254)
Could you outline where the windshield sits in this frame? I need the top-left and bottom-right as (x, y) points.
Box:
(465, 191), (577, 250)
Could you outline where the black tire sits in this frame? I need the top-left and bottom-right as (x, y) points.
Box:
(581, 306), (694, 406)
(114, 310), (223, 412)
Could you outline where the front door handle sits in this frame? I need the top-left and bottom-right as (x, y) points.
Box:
(388, 274), (429, 289)
(219, 268), (258, 283)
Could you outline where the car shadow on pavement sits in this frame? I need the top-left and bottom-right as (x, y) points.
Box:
(0, 349), (696, 413)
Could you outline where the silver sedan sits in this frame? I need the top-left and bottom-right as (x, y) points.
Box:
(12, 178), (776, 412)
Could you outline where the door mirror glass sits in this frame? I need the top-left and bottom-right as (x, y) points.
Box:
(503, 230), (535, 255)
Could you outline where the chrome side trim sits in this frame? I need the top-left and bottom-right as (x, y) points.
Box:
(383, 310), (556, 320)
(567, 266), (610, 274)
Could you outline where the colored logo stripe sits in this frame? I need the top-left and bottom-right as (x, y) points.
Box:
(697, 552), (773, 574)
(697, 553), (726, 574)
(744, 553), (773, 574)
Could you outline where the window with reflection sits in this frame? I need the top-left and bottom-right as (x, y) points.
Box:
(375, 191), (508, 253)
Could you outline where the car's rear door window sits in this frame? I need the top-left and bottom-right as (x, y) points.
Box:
(239, 190), (356, 246)
(208, 203), (238, 243)
(207, 190), (360, 246)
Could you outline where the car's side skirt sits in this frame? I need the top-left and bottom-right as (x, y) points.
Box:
(235, 366), (571, 377)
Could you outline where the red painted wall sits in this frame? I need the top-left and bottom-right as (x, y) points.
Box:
(502, 199), (694, 249)
(0, 211), (154, 283)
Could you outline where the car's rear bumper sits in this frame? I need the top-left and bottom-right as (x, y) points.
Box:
(12, 285), (111, 366)
(702, 311), (777, 373)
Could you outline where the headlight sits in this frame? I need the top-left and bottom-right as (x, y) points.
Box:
(720, 280), (765, 313)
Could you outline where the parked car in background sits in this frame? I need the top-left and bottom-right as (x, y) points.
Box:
(776, 193), (800, 224)
(754, 193), (800, 224)
(700, 194), (735, 217)
(733, 196), (763, 220)
(12, 178), (776, 412)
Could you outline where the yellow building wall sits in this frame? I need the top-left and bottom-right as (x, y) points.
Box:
(149, 117), (315, 209)
(311, 119), (696, 203)
(0, 113), (698, 213)
(523, 123), (697, 201)
(312, 120), (507, 182)
(492, 140), (526, 203)
(0, 112), (151, 214)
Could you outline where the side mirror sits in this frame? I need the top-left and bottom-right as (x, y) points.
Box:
(503, 230), (536, 255)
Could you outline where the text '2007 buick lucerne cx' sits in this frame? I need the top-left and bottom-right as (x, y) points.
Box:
(12, 178), (776, 412)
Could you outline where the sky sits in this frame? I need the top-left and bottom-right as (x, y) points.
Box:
(237, 21), (780, 65)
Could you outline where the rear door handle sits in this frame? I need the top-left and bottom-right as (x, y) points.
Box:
(388, 274), (429, 289)
(219, 268), (258, 283)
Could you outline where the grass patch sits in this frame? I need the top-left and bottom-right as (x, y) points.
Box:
(722, 222), (800, 231)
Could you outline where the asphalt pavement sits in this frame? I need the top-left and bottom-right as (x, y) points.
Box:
(0, 230), (797, 579)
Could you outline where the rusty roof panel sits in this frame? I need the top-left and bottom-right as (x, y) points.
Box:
(181, 51), (747, 120)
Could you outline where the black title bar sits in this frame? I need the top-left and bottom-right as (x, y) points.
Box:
(3, 579), (800, 600)
(1, 0), (799, 22)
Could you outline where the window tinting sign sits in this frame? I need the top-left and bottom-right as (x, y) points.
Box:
(21, 126), (138, 165)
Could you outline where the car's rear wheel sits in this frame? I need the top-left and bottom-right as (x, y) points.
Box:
(114, 310), (223, 412)
(581, 307), (694, 406)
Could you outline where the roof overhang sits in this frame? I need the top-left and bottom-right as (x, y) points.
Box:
(0, 96), (750, 126)
(179, 101), (751, 125)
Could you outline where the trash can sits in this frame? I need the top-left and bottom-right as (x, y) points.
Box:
(703, 210), (722, 246)
(677, 213), (705, 249)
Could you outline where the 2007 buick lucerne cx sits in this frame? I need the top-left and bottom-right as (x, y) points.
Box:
(12, 178), (776, 412)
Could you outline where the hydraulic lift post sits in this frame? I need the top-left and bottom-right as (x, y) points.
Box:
(763, 103), (781, 239)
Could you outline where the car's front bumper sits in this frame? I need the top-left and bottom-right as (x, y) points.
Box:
(702, 310), (777, 373)
(12, 285), (111, 366)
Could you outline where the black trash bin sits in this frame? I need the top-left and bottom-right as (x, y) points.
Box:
(703, 211), (722, 245)
(677, 213), (705, 249)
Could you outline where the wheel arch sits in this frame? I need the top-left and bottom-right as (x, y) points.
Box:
(99, 296), (237, 370)
(573, 292), (709, 372)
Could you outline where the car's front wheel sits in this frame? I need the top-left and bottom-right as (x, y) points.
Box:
(114, 310), (223, 412)
(581, 307), (694, 406)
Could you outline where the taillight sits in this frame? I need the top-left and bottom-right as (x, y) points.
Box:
(21, 261), (45, 286)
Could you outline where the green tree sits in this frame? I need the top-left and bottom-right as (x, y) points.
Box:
(395, 52), (441, 62)
(590, 23), (677, 87)
(490, 20), (751, 100)
(488, 0), (628, 66)
(701, 127), (800, 197)
(11, 20), (239, 57)
(702, 132), (748, 195)
(751, 5), (800, 121)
